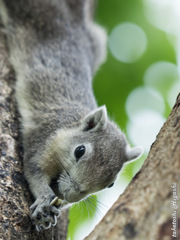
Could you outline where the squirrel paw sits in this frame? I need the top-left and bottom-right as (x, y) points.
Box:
(30, 197), (61, 231)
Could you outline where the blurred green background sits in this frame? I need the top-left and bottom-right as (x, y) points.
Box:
(67, 0), (180, 239)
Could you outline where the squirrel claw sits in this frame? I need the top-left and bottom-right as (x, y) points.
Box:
(50, 196), (67, 207)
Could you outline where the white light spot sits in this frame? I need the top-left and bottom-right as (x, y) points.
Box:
(144, 0), (180, 36)
(108, 22), (147, 63)
(125, 87), (165, 120)
(167, 81), (180, 108)
(144, 61), (179, 97)
(127, 110), (165, 153)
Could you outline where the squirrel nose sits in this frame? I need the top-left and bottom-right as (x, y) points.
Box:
(65, 189), (82, 203)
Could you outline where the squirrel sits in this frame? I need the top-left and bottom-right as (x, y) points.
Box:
(0, 0), (142, 231)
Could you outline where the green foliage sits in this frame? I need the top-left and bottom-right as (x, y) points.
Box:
(67, 196), (98, 240)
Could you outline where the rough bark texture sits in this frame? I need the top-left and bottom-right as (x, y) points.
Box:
(0, 21), (68, 240)
(85, 94), (180, 240)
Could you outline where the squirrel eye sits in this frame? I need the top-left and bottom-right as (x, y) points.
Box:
(107, 183), (114, 188)
(74, 145), (86, 160)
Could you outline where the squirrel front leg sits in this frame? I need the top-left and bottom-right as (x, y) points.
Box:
(24, 161), (61, 230)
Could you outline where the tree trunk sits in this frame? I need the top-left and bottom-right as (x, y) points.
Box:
(0, 21), (68, 240)
(85, 94), (180, 240)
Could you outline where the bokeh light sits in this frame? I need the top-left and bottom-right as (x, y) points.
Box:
(127, 110), (165, 153)
(108, 22), (147, 63)
(167, 81), (180, 108)
(125, 87), (166, 153)
(125, 86), (165, 119)
(144, 61), (179, 97)
(144, 0), (180, 72)
(144, 0), (180, 36)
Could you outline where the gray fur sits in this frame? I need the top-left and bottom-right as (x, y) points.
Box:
(0, 0), (142, 230)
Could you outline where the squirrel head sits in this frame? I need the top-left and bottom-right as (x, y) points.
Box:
(49, 106), (143, 203)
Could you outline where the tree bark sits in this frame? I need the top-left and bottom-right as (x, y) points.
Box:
(85, 94), (180, 240)
(0, 21), (68, 240)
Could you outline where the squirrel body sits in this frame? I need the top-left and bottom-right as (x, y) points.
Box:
(0, 0), (142, 230)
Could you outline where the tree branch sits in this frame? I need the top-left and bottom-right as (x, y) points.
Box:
(85, 94), (180, 240)
(0, 21), (68, 240)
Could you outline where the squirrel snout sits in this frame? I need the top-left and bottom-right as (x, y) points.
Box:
(64, 187), (86, 203)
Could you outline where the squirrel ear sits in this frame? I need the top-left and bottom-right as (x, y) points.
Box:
(81, 106), (107, 132)
(125, 146), (143, 162)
